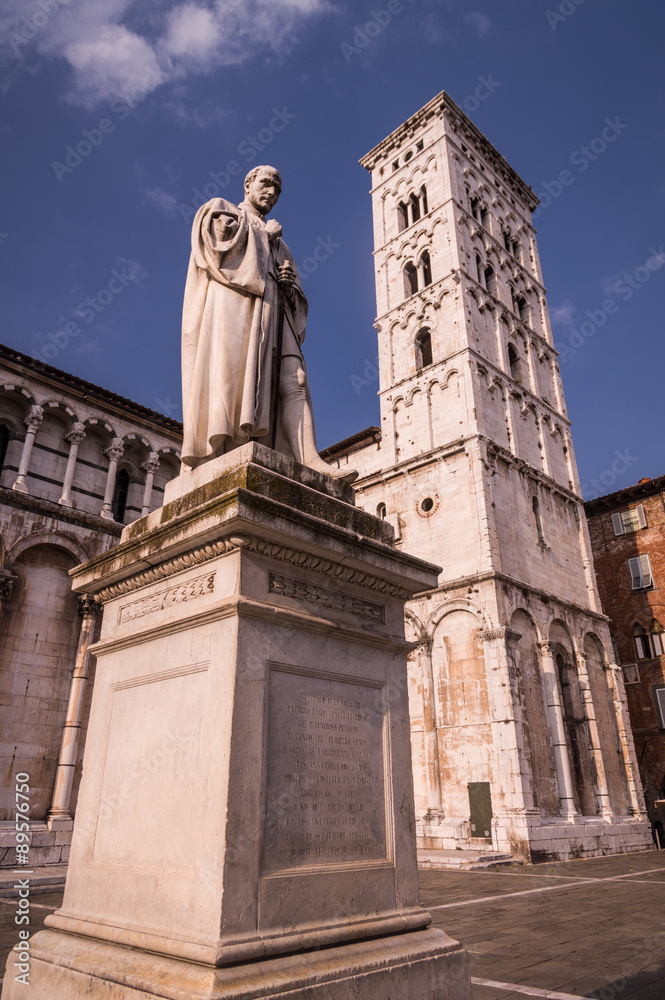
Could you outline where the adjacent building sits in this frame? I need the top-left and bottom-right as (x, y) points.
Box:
(0, 343), (181, 868)
(585, 476), (665, 843)
(323, 90), (652, 860)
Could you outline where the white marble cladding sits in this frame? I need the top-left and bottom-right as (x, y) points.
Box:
(0, 356), (181, 523)
(320, 91), (654, 861)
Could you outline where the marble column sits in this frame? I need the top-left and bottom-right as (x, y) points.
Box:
(11, 404), (43, 493)
(575, 651), (613, 817)
(417, 638), (444, 818)
(58, 422), (86, 507)
(47, 595), (102, 828)
(100, 437), (124, 520)
(140, 452), (160, 517)
(538, 640), (577, 817)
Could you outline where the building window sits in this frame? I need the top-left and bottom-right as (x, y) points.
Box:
(503, 229), (512, 252)
(376, 502), (387, 519)
(514, 293), (529, 324)
(629, 554), (653, 590)
(403, 261), (418, 298)
(533, 495), (545, 545)
(612, 505), (647, 534)
(0, 424), (9, 470)
(475, 252), (483, 283)
(480, 206), (490, 230)
(655, 687), (665, 728)
(397, 201), (409, 232)
(111, 468), (130, 523)
(484, 264), (498, 297)
(508, 343), (522, 384)
(409, 192), (421, 225)
(415, 329), (433, 370)
(420, 185), (428, 215)
(470, 196), (480, 221)
(633, 623), (664, 659)
(420, 250), (432, 286)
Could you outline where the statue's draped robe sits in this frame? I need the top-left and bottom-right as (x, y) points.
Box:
(181, 198), (307, 468)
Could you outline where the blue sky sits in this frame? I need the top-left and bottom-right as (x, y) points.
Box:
(1, 0), (663, 499)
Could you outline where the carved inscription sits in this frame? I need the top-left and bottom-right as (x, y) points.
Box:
(118, 572), (215, 624)
(269, 573), (384, 625)
(263, 669), (387, 872)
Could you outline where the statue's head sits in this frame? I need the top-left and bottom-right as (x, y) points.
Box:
(244, 165), (282, 216)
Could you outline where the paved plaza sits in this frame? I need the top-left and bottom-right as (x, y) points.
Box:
(1, 850), (663, 998)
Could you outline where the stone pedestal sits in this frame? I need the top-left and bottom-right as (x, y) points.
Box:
(2, 444), (471, 999)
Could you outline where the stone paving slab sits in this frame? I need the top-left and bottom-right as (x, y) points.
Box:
(0, 853), (663, 997)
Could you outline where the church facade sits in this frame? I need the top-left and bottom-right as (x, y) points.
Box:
(322, 91), (652, 860)
(0, 344), (181, 868)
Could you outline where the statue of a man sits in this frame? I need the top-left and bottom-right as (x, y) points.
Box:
(181, 164), (356, 482)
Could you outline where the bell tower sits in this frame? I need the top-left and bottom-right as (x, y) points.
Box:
(334, 91), (653, 860)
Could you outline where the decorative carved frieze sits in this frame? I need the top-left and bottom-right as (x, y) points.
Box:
(478, 627), (522, 643)
(118, 572), (216, 624)
(96, 534), (410, 603)
(269, 572), (385, 625)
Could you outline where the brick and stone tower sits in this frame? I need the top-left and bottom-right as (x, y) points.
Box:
(326, 91), (652, 860)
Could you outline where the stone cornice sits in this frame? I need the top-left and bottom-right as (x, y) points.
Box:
(0, 486), (123, 536)
(478, 626), (522, 643)
(94, 534), (411, 604)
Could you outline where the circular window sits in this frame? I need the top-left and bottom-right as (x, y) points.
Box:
(416, 491), (440, 518)
(404, 150), (413, 163)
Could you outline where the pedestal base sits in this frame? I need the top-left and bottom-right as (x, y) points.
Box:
(3, 927), (470, 1000)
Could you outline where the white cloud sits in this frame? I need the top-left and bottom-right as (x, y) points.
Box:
(465, 11), (491, 38)
(145, 185), (179, 216)
(3, 0), (333, 107)
(550, 301), (576, 326)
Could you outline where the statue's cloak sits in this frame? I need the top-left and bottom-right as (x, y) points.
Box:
(181, 197), (307, 467)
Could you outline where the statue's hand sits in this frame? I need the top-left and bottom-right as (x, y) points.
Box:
(265, 219), (283, 240)
(276, 261), (296, 290)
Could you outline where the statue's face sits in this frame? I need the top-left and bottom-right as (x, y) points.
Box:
(245, 170), (281, 215)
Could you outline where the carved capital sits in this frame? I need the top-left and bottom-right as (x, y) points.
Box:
(538, 640), (557, 656)
(78, 594), (102, 618)
(478, 626), (522, 644)
(66, 422), (86, 445)
(25, 404), (44, 432)
(105, 437), (124, 463)
(0, 573), (16, 603)
(142, 452), (160, 475)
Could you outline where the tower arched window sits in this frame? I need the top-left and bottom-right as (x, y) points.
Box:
(420, 250), (432, 287)
(508, 343), (522, 384)
(111, 468), (130, 523)
(480, 205), (490, 230)
(415, 328), (433, 370)
(512, 238), (521, 262)
(503, 229), (512, 252)
(403, 261), (418, 298)
(376, 502), (387, 520)
(420, 185), (428, 215)
(532, 495), (545, 545)
(515, 294), (529, 324)
(0, 424), (9, 471)
(475, 252), (483, 284)
(409, 192), (421, 225)
(484, 264), (497, 297)
(470, 196), (481, 221)
(397, 201), (408, 233)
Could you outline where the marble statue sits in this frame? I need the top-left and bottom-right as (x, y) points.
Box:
(181, 165), (357, 482)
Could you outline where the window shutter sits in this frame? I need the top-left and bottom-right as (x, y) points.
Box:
(656, 688), (665, 728)
(640, 554), (653, 589)
(637, 504), (647, 529)
(629, 556), (643, 589)
(653, 633), (664, 656)
(634, 635), (646, 659)
(612, 513), (624, 535)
